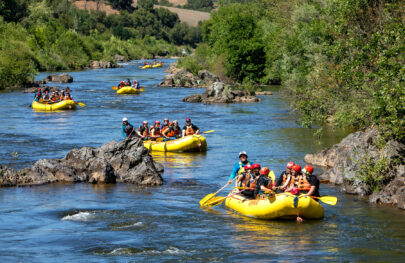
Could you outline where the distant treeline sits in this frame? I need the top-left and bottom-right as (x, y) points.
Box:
(0, 0), (202, 90)
(179, 0), (404, 141)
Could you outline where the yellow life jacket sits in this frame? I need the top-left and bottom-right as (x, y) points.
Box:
(238, 161), (251, 175)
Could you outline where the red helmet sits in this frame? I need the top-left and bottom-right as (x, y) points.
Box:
(120, 80), (124, 83)
(186, 118), (191, 122)
(244, 164), (252, 170)
(286, 162), (295, 169)
(155, 121), (160, 124)
(251, 163), (261, 170)
(260, 167), (270, 175)
(37, 88), (41, 91)
(292, 165), (301, 172)
(303, 165), (314, 175)
(169, 121), (174, 125)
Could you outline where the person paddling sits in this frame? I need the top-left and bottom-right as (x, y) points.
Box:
(182, 118), (200, 136)
(122, 117), (136, 139)
(138, 121), (150, 140)
(227, 151), (254, 185)
(285, 165), (302, 192)
(34, 88), (42, 102)
(172, 120), (181, 138)
(150, 121), (162, 140)
(162, 122), (177, 141)
(274, 162), (295, 191)
(254, 167), (274, 199)
(133, 80), (140, 90)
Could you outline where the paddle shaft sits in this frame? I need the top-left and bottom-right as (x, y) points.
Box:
(207, 190), (244, 207)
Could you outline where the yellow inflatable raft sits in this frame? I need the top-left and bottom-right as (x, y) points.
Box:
(152, 63), (163, 68)
(32, 100), (77, 111)
(116, 86), (141, 94)
(143, 135), (207, 152)
(140, 64), (152, 69)
(225, 189), (324, 220)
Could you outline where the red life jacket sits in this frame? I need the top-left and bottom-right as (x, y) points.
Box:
(151, 126), (161, 137)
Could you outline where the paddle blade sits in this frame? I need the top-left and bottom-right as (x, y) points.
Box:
(203, 130), (215, 134)
(77, 102), (85, 107)
(112, 86), (118, 90)
(269, 170), (276, 182)
(200, 194), (215, 206)
(155, 138), (165, 142)
(318, 196), (338, 205)
(206, 196), (226, 207)
(140, 88), (146, 92)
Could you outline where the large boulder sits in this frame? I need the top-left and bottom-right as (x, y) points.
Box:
(45, 73), (73, 83)
(304, 127), (405, 209)
(89, 60), (116, 69)
(0, 138), (163, 187)
(159, 63), (219, 88)
(183, 82), (261, 104)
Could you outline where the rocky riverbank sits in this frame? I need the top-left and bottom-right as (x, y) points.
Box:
(304, 128), (405, 209)
(0, 138), (164, 187)
(183, 82), (261, 104)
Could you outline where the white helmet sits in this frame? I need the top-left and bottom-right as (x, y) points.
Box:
(122, 117), (128, 122)
(239, 151), (248, 158)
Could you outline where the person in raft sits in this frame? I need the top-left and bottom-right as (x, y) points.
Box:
(182, 118), (200, 137)
(161, 118), (170, 131)
(274, 162), (295, 192)
(34, 88), (42, 101)
(122, 117), (136, 139)
(138, 121), (150, 140)
(254, 167), (274, 199)
(150, 121), (162, 140)
(132, 80), (140, 90)
(172, 120), (181, 138)
(227, 151), (254, 185)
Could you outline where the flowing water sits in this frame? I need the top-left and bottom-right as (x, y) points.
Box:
(0, 59), (404, 262)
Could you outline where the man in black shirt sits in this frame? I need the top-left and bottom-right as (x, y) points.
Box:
(275, 161), (295, 190)
(254, 167), (274, 198)
(182, 118), (200, 136)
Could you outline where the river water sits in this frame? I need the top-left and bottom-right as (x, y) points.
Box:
(0, 59), (404, 262)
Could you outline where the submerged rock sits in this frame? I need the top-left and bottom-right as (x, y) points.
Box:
(183, 82), (261, 104)
(45, 73), (73, 83)
(304, 128), (405, 209)
(0, 138), (164, 187)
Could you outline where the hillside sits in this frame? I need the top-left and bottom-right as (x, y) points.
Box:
(73, 1), (119, 15)
(154, 5), (210, 26)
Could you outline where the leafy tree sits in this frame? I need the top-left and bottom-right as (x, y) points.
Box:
(0, 0), (29, 22)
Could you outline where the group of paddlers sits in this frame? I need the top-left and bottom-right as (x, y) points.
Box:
(122, 117), (200, 141)
(34, 87), (73, 103)
(228, 151), (320, 200)
(143, 61), (163, 67)
(117, 79), (141, 89)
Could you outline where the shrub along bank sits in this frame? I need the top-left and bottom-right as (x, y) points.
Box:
(178, 0), (404, 144)
(0, 0), (203, 90)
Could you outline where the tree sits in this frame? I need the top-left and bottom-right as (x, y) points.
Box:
(0, 0), (29, 22)
(109, 0), (134, 12)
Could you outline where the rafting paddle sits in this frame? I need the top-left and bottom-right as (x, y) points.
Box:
(112, 86), (118, 90)
(310, 196), (338, 205)
(75, 102), (85, 107)
(206, 190), (245, 207)
(200, 178), (235, 206)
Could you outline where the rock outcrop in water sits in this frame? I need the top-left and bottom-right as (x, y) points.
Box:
(183, 82), (261, 104)
(45, 73), (73, 83)
(89, 60), (117, 69)
(0, 138), (164, 187)
(304, 128), (405, 209)
(159, 63), (219, 88)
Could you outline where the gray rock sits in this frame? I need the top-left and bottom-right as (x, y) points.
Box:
(45, 73), (73, 83)
(0, 138), (163, 187)
(159, 63), (219, 88)
(114, 54), (126, 62)
(89, 60), (116, 69)
(304, 127), (405, 209)
(183, 82), (261, 104)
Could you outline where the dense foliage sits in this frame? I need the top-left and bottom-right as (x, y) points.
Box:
(180, 0), (404, 141)
(0, 0), (202, 90)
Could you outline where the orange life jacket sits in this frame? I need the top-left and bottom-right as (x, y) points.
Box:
(64, 94), (72, 100)
(151, 126), (161, 137)
(165, 127), (176, 137)
(185, 125), (195, 136)
(297, 175), (311, 191)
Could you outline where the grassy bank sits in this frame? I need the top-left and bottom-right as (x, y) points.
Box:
(0, 0), (203, 90)
(178, 0), (404, 142)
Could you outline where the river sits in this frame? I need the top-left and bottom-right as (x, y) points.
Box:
(0, 59), (404, 262)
